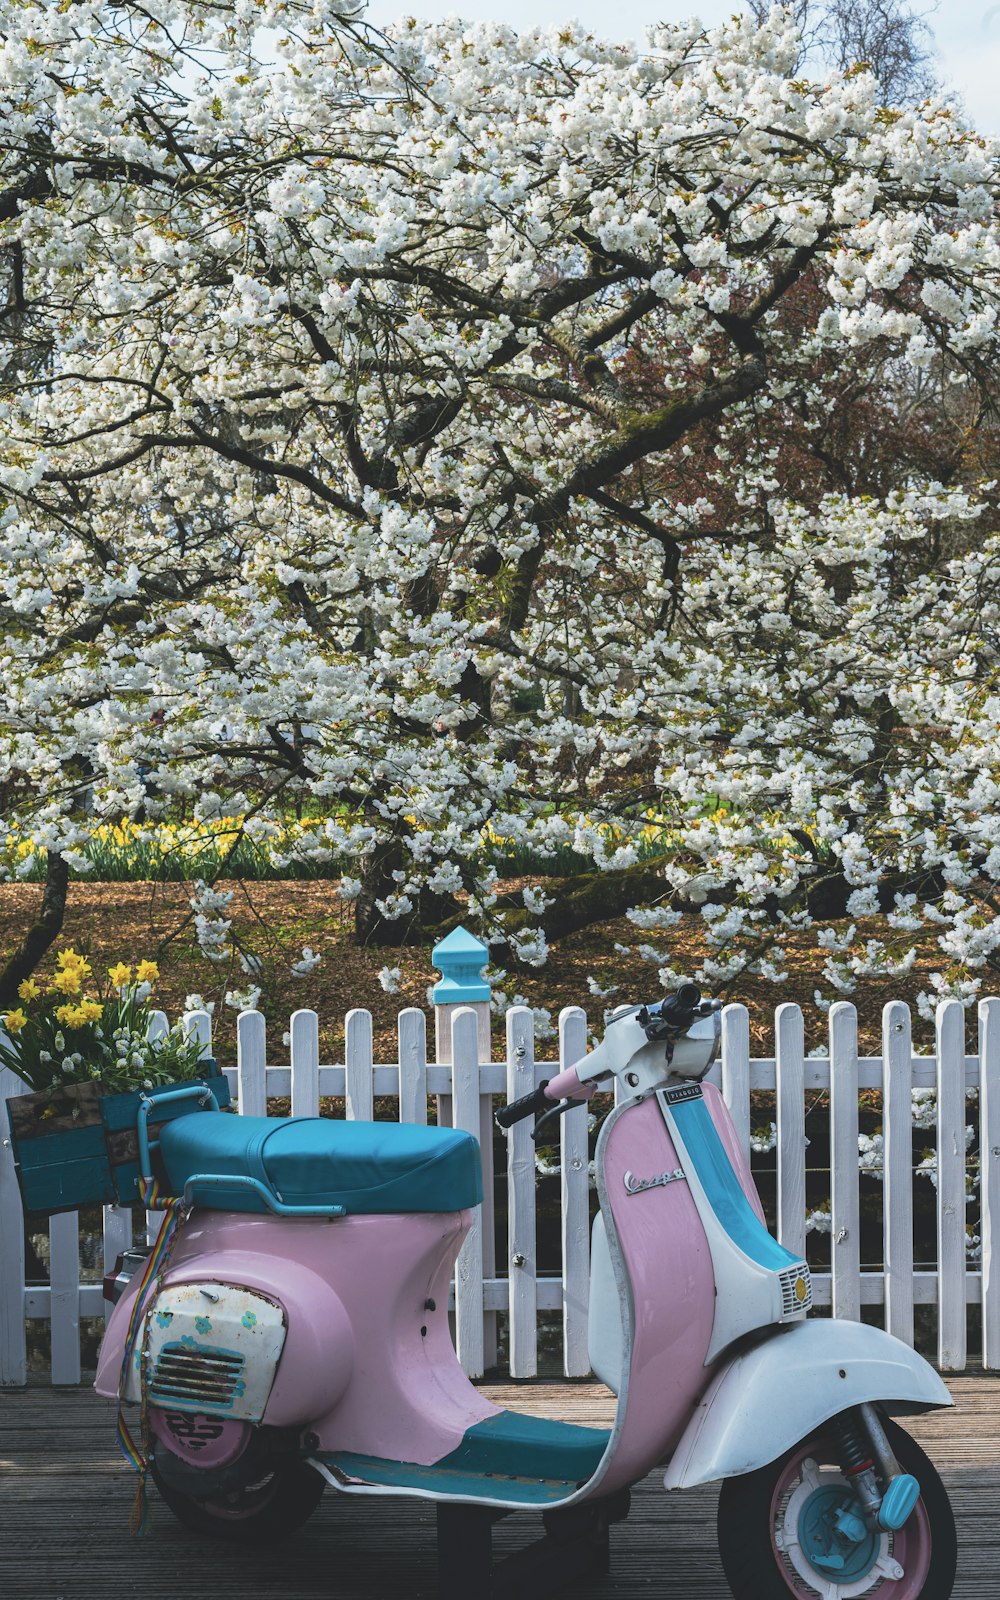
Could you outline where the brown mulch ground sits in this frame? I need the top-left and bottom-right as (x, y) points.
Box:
(0, 879), (961, 1064)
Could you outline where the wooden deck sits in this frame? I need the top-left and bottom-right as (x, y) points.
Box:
(2, 1378), (999, 1597)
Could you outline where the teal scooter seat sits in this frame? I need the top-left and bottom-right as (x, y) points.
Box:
(159, 1112), (482, 1216)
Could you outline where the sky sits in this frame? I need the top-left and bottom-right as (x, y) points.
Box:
(361, 1), (1000, 134)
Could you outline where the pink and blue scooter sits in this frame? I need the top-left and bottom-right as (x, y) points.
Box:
(97, 985), (957, 1597)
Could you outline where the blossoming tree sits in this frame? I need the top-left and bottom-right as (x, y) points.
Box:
(3, 0), (1000, 1009)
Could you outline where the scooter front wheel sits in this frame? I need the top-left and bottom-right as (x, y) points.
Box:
(716, 1417), (956, 1598)
(150, 1455), (325, 1542)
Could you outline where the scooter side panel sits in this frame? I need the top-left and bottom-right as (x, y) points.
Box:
(97, 1207), (498, 1462)
(663, 1318), (953, 1490)
(305, 1207), (500, 1463)
(96, 1214), (356, 1423)
(587, 1095), (717, 1497)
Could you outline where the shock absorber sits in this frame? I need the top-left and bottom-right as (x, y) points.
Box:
(831, 1410), (883, 1528)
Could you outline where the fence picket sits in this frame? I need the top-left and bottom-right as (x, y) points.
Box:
(451, 1008), (484, 1379)
(937, 1000), (967, 1371)
(290, 1009), (320, 1118)
(398, 1008), (428, 1126)
(102, 1205), (132, 1328)
(434, 999), (496, 1365)
(48, 1212), (81, 1384)
(981, 998), (1000, 1370)
(0, 1063), (27, 1385)
(345, 1009), (374, 1122)
(237, 1009), (267, 1118)
(830, 1003), (860, 1323)
(559, 1006), (590, 1377)
(182, 1008), (214, 1061)
(775, 1004), (806, 1258)
(506, 1006), (537, 1378)
(721, 1004), (751, 1161)
(883, 1001), (914, 1347)
(145, 1009), (171, 1242)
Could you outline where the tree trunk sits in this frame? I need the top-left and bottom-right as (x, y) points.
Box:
(353, 834), (454, 947)
(0, 851), (70, 1009)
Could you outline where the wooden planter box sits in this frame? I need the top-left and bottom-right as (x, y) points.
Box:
(5, 1070), (230, 1217)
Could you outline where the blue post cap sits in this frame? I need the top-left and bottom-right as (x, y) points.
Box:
(431, 925), (491, 1004)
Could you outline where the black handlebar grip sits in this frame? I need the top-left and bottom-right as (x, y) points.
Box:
(495, 1080), (551, 1129)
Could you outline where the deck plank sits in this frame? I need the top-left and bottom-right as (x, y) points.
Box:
(1, 1378), (997, 1596)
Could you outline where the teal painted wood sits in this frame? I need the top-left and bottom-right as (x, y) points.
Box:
(10, 1122), (115, 1214)
(100, 1067), (228, 1205)
(6, 1069), (227, 1216)
(431, 925), (491, 1004)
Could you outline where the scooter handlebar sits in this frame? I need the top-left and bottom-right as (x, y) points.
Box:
(495, 1080), (551, 1129)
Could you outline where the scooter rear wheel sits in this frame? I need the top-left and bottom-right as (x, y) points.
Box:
(716, 1418), (956, 1598)
(150, 1455), (325, 1542)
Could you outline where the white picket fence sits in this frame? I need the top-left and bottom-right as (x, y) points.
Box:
(2, 994), (999, 1386)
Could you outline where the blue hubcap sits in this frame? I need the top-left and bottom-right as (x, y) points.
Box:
(799, 1485), (880, 1582)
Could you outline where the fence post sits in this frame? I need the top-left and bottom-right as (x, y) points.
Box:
(0, 1060), (27, 1386)
(432, 927), (496, 1369)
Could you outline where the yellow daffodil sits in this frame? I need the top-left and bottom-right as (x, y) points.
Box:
(57, 948), (91, 976)
(55, 1003), (83, 1027)
(52, 967), (82, 996)
(4, 1008), (28, 1033)
(108, 962), (132, 988)
(17, 978), (41, 1002)
(77, 999), (103, 1024)
(135, 960), (159, 984)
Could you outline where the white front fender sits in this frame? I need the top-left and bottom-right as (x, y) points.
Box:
(663, 1319), (952, 1490)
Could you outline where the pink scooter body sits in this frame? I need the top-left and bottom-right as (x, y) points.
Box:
(96, 1082), (757, 1506)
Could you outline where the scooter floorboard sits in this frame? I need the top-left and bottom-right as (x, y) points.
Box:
(316, 1408), (612, 1509)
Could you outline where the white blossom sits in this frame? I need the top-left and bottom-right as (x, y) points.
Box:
(224, 985), (261, 1012)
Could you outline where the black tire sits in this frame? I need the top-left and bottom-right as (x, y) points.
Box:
(150, 1453), (326, 1542)
(717, 1417), (957, 1598)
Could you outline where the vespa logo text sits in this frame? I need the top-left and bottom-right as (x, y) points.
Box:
(622, 1167), (686, 1196)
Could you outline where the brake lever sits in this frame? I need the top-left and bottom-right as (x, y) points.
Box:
(530, 1098), (576, 1145)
